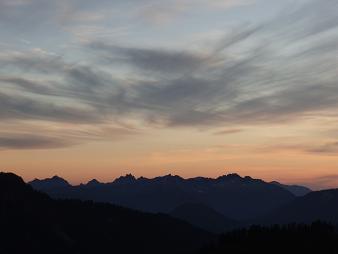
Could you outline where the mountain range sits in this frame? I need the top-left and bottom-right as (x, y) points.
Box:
(29, 173), (319, 233)
(29, 173), (300, 221)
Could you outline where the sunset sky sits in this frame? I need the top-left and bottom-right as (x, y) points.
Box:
(1, 0), (338, 189)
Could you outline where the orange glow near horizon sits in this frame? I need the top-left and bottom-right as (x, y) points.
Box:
(2, 121), (338, 190)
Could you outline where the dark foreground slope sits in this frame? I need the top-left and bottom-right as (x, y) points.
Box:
(197, 222), (338, 254)
(0, 172), (213, 254)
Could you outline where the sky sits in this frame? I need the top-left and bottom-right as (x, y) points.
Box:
(1, 0), (338, 190)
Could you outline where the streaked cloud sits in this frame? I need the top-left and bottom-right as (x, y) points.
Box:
(136, 0), (255, 24)
(213, 129), (242, 135)
(0, 134), (74, 149)
(1, 0), (338, 152)
(89, 42), (210, 75)
(307, 142), (338, 155)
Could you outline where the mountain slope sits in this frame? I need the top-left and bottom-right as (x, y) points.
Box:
(271, 181), (311, 196)
(29, 173), (295, 220)
(170, 203), (239, 233)
(1, 172), (213, 254)
(260, 188), (338, 225)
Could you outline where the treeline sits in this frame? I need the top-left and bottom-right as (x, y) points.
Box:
(197, 221), (338, 254)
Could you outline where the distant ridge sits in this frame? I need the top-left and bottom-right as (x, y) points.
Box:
(271, 181), (311, 196)
(260, 188), (338, 225)
(29, 173), (295, 221)
(113, 174), (137, 184)
(30, 175), (70, 190)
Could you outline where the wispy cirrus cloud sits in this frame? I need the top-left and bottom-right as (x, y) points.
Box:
(0, 134), (74, 149)
(0, 0), (253, 30)
(136, 0), (254, 24)
(88, 42), (211, 75)
(213, 129), (242, 135)
(1, 0), (338, 150)
(307, 142), (338, 155)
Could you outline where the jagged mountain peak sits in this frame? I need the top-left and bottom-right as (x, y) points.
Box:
(29, 175), (70, 191)
(51, 175), (68, 182)
(86, 179), (102, 186)
(216, 173), (247, 182)
(31, 175), (69, 183)
(114, 174), (137, 184)
(153, 174), (184, 183)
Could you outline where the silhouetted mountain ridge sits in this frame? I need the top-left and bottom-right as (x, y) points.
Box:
(29, 173), (296, 220)
(30, 175), (70, 190)
(114, 173), (137, 184)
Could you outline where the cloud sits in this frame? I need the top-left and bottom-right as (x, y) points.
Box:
(221, 83), (338, 125)
(0, 0), (249, 31)
(0, 91), (102, 124)
(76, 0), (338, 128)
(260, 140), (338, 157)
(206, 0), (254, 8)
(307, 142), (338, 155)
(0, 50), (65, 74)
(213, 129), (242, 135)
(137, 2), (187, 25)
(0, 120), (138, 150)
(0, 134), (74, 149)
(1, 0), (338, 149)
(135, 0), (254, 25)
(0, 77), (53, 95)
(89, 42), (210, 75)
